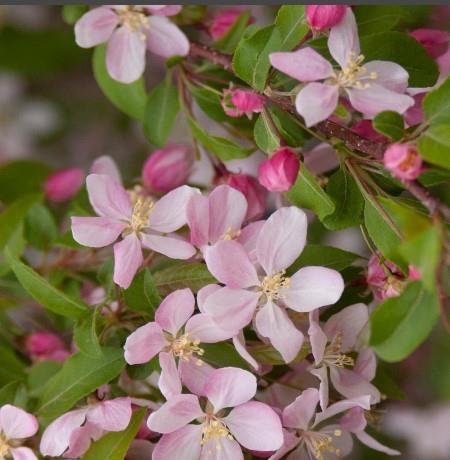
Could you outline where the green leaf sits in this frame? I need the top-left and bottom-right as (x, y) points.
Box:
(270, 107), (308, 147)
(372, 364), (405, 400)
(233, 25), (282, 91)
(24, 203), (58, 250)
(0, 381), (22, 406)
(27, 361), (62, 397)
(74, 307), (103, 358)
(124, 268), (161, 317)
(253, 112), (280, 153)
(93, 44), (146, 121)
(187, 115), (253, 160)
(423, 74), (450, 125)
(373, 111), (405, 141)
(360, 31), (439, 87)
(144, 72), (180, 147)
(61, 5), (88, 24)
(83, 408), (146, 460)
(190, 85), (229, 122)
(370, 282), (439, 362)
(418, 123), (450, 170)
(5, 249), (89, 320)
(0, 346), (25, 386)
(0, 194), (42, 250)
(323, 167), (364, 230)
(38, 347), (125, 418)
(214, 11), (251, 53)
(285, 163), (335, 220)
(203, 343), (248, 369)
(275, 5), (309, 51)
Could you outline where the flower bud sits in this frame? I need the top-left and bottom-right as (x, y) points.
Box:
(44, 167), (84, 203)
(367, 254), (403, 301)
(410, 28), (449, 59)
(306, 5), (348, 31)
(221, 88), (265, 118)
(25, 332), (68, 362)
(209, 9), (252, 40)
(258, 148), (300, 192)
(383, 143), (423, 181)
(404, 93), (425, 127)
(142, 144), (193, 194)
(226, 173), (268, 220)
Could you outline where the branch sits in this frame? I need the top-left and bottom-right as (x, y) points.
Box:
(188, 43), (450, 220)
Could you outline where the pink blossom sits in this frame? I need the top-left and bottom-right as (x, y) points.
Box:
(75, 6), (189, 83)
(221, 88), (265, 118)
(90, 155), (122, 183)
(209, 8), (252, 40)
(410, 28), (449, 59)
(124, 288), (232, 398)
(24, 331), (70, 362)
(383, 143), (423, 181)
(404, 93), (425, 126)
(40, 397), (132, 458)
(258, 147), (300, 192)
(44, 168), (84, 203)
(351, 119), (389, 142)
(308, 304), (381, 409)
(142, 144), (193, 194)
(306, 5), (348, 31)
(203, 207), (344, 363)
(226, 173), (268, 221)
(71, 174), (198, 288)
(0, 404), (39, 460)
(270, 9), (414, 126)
(147, 367), (283, 458)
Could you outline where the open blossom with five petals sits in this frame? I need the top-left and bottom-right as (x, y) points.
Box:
(71, 174), (198, 289)
(40, 397), (132, 458)
(269, 9), (414, 126)
(75, 5), (189, 83)
(203, 207), (344, 363)
(0, 405), (38, 460)
(308, 304), (380, 410)
(124, 288), (233, 399)
(147, 367), (284, 460)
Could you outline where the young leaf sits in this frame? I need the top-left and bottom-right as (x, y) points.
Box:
(124, 268), (161, 317)
(418, 123), (450, 170)
(74, 307), (103, 358)
(373, 111), (405, 141)
(38, 347), (125, 418)
(214, 11), (251, 53)
(24, 203), (58, 250)
(253, 112), (280, 153)
(144, 71), (180, 147)
(275, 5), (309, 51)
(423, 74), (450, 125)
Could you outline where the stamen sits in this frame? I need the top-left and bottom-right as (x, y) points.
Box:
(169, 333), (205, 364)
(116, 6), (149, 40)
(0, 432), (10, 458)
(309, 432), (342, 460)
(323, 333), (354, 368)
(201, 418), (234, 452)
(259, 270), (290, 302)
(331, 51), (377, 89)
(129, 195), (154, 234)
(221, 227), (241, 241)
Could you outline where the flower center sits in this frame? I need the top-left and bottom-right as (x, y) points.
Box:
(169, 333), (204, 365)
(129, 195), (154, 234)
(333, 52), (377, 89)
(201, 418), (234, 451)
(117, 6), (149, 37)
(323, 333), (354, 368)
(259, 271), (290, 302)
(398, 148), (418, 171)
(221, 227), (241, 241)
(306, 429), (342, 460)
(0, 433), (10, 458)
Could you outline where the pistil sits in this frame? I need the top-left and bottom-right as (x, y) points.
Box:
(332, 51), (377, 89)
(128, 195), (154, 234)
(201, 417), (234, 452)
(169, 333), (204, 365)
(323, 333), (354, 368)
(259, 270), (290, 302)
(116, 6), (149, 40)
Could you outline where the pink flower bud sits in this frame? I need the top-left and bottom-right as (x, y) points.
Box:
(410, 28), (449, 59)
(142, 144), (193, 194)
(404, 93), (425, 127)
(25, 332), (67, 360)
(367, 254), (404, 301)
(306, 5), (348, 31)
(258, 148), (300, 192)
(221, 88), (265, 118)
(226, 173), (268, 220)
(44, 167), (85, 203)
(351, 120), (388, 143)
(209, 9), (252, 40)
(384, 143), (423, 181)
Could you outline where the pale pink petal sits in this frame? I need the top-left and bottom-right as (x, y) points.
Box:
(256, 207), (307, 275)
(354, 348), (377, 381)
(313, 395), (371, 427)
(87, 397), (132, 431)
(310, 366), (329, 410)
(113, 233), (143, 289)
(140, 233), (196, 260)
(340, 407), (367, 432)
(324, 303), (368, 351)
(146, 5), (182, 16)
(149, 186), (199, 233)
(284, 266), (344, 312)
(204, 240), (259, 288)
(208, 185), (247, 243)
(185, 313), (236, 342)
(155, 288), (195, 335)
(224, 401), (283, 451)
(65, 423), (102, 458)
(106, 26), (146, 83)
(364, 61), (409, 92)
(320, 424), (354, 457)
(203, 367), (256, 411)
(124, 322), (166, 365)
(86, 173), (132, 220)
(282, 388), (319, 430)
(75, 7), (118, 48)
(308, 312), (327, 364)
(255, 301), (304, 363)
(147, 394), (203, 434)
(0, 405), (38, 439)
(146, 16), (189, 58)
(268, 430), (300, 460)
(200, 437), (243, 460)
(233, 332), (259, 371)
(355, 431), (400, 455)
(152, 425), (202, 460)
(90, 155), (122, 183)
(71, 216), (126, 248)
(201, 287), (259, 332)
(295, 83), (339, 127)
(346, 84), (414, 117)
(328, 8), (360, 68)
(10, 447), (38, 460)
(197, 284), (221, 313)
(186, 193), (210, 247)
(269, 48), (334, 82)
(159, 351), (182, 399)
(238, 221), (264, 265)
(179, 358), (215, 396)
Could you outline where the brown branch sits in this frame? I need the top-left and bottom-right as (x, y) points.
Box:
(188, 43), (450, 221)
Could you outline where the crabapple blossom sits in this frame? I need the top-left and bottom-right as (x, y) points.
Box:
(270, 9), (414, 126)
(90, 155), (122, 183)
(306, 5), (348, 31)
(0, 405), (38, 460)
(208, 9), (252, 40)
(203, 206), (345, 363)
(221, 88), (265, 118)
(44, 167), (85, 203)
(147, 367), (284, 459)
(71, 173), (198, 288)
(383, 143), (423, 181)
(258, 147), (300, 192)
(75, 5), (189, 83)
(410, 28), (449, 59)
(24, 331), (70, 362)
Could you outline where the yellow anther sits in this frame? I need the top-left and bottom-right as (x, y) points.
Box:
(221, 227), (241, 241)
(129, 195), (154, 233)
(169, 333), (204, 363)
(201, 418), (234, 449)
(323, 333), (355, 368)
(117, 6), (149, 39)
(0, 433), (10, 458)
(331, 51), (377, 89)
(259, 270), (290, 302)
